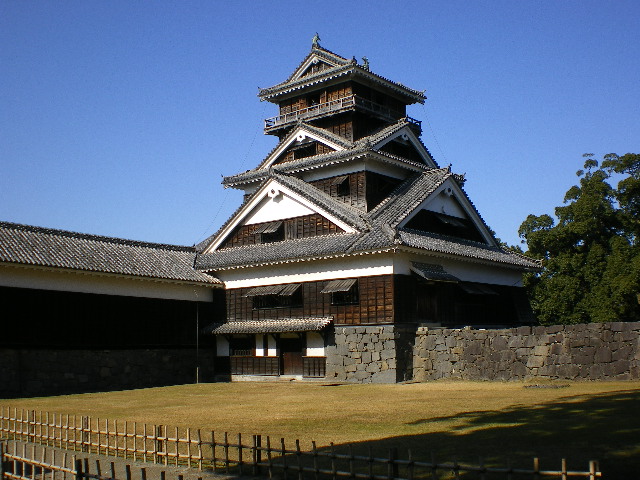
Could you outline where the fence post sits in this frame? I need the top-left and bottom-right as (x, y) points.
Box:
(81, 417), (89, 453)
(0, 440), (5, 480)
(74, 459), (83, 480)
(388, 447), (399, 480)
(252, 435), (261, 476)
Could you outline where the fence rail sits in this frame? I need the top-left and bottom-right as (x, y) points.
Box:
(0, 408), (601, 479)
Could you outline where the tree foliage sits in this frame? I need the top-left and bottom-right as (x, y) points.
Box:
(518, 153), (640, 325)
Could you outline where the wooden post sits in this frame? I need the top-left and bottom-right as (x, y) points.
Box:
(368, 446), (373, 480)
(266, 436), (273, 480)
(561, 458), (567, 480)
(311, 441), (319, 480)
(330, 443), (337, 480)
(252, 435), (262, 476)
(125, 464), (131, 480)
(211, 431), (217, 473)
(589, 460), (598, 480)
(81, 417), (89, 453)
(238, 433), (243, 476)
(197, 429), (203, 471)
(74, 459), (83, 480)
(533, 457), (540, 480)
(0, 440), (5, 480)
(296, 439), (303, 480)
(110, 462), (116, 480)
(281, 438), (288, 480)
(224, 432), (229, 474)
(407, 449), (414, 480)
(388, 447), (398, 480)
(140, 467), (147, 480)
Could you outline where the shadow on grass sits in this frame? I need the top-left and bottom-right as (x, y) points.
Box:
(321, 389), (639, 479)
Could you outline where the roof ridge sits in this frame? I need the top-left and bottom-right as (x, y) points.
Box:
(0, 221), (193, 252)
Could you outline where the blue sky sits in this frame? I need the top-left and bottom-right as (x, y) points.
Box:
(1, 1), (638, 248)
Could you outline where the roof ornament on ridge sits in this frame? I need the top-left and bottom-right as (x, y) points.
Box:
(312, 32), (320, 48)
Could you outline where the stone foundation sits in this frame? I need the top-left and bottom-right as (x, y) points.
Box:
(325, 324), (416, 383)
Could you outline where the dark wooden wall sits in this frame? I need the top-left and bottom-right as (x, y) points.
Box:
(0, 285), (223, 348)
(226, 275), (395, 325)
(221, 213), (344, 249)
(309, 171), (402, 211)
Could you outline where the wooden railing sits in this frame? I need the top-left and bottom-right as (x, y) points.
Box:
(303, 356), (326, 377)
(229, 356), (279, 376)
(0, 409), (602, 479)
(264, 95), (421, 132)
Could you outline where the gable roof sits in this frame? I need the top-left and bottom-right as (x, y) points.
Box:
(259, 46), (426, 104)
(222, 119), (437, 189)
(0, 221), (221, 285)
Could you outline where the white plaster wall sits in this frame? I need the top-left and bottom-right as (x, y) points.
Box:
(394, 252), (524, 287)
(220, 253), (395, 288)
(300, 159), (408, 183)
(422, 192), (467, 218)
(255, 334), (264, 356)
(0, 264), (216, 301)
(244, 195), (314, 225)
(306, 332), (325, 356)
(267, 335), (277, 356)
(216, 336), (230, 356)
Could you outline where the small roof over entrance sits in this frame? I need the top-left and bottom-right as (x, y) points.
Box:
(203, 317), (333, 335)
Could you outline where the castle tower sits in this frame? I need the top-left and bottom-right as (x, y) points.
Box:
(196, 40), (538, 383)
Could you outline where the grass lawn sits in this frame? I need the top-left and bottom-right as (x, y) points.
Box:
(3, 381), (639, 477)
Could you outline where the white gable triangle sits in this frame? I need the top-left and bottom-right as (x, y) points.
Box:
(260, 125), (346, 170)
(204, 178), (357, 253)
(289, 53), (345, 82)
(373, 125), (437, 168)
(398, 178), (497, 246)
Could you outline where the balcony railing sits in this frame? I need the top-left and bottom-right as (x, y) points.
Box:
(264, 94), (421, 133)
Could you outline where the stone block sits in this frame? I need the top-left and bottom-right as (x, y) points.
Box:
(361, 352), (372, 363)
(526, 356), (545, 368)
(371, 370), (397, 383)
(532, 345), (549, 357)
(594, 347), (612, 363)
(366, 363), (381, 373)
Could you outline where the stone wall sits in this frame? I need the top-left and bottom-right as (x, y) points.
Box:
(0, 348), (216, 398)
(413, 322), (640, 381)
(325, 324), (416, 383)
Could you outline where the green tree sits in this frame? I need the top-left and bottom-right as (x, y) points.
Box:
(518, 153), (640, 325)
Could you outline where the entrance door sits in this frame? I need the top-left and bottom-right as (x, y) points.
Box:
(280, 336), (303, 375)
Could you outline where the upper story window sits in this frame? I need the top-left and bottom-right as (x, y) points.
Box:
(322, 279), (359, 306)
(331, 175), (350, 197)
(246, 284), (302, 310)
(254, 221), (285, 243)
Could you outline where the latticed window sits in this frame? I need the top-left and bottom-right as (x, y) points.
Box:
(322, 278), (359, 305)
(245, 284), (302, 310)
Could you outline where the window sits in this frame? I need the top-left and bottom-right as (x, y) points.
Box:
(246, 284), (302, 310)
(322, 279), (359, 306)
(254, 221), (285, 243)
(229, 336), (253, 356)
(331, 175), (350, 197)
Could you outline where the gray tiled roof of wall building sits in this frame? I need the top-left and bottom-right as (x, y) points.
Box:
(0, 221), (221, 284)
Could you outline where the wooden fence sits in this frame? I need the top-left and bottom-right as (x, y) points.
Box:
(0, 408), (601, 479)
(0, 440), (201, 480)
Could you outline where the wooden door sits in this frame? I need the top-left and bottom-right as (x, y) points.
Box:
(280, 336), (304, 375)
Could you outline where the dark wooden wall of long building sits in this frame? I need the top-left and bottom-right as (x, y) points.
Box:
(0, 285), (223, 348)
(227, 275), (395, 325)
(221, 213), (344, 249)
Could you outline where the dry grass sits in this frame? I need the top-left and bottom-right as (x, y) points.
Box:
(3, 380), (640, 477)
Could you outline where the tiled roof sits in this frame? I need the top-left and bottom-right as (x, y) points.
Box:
(202, 317), (333, 334)
(259, 62), (426, 104)
(222, 120), (431, 189)
(367, 168), (451, 228)
(0, 221), (221, 285)
(396, 228), (540, 268)
(195, 232), (362, 270)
